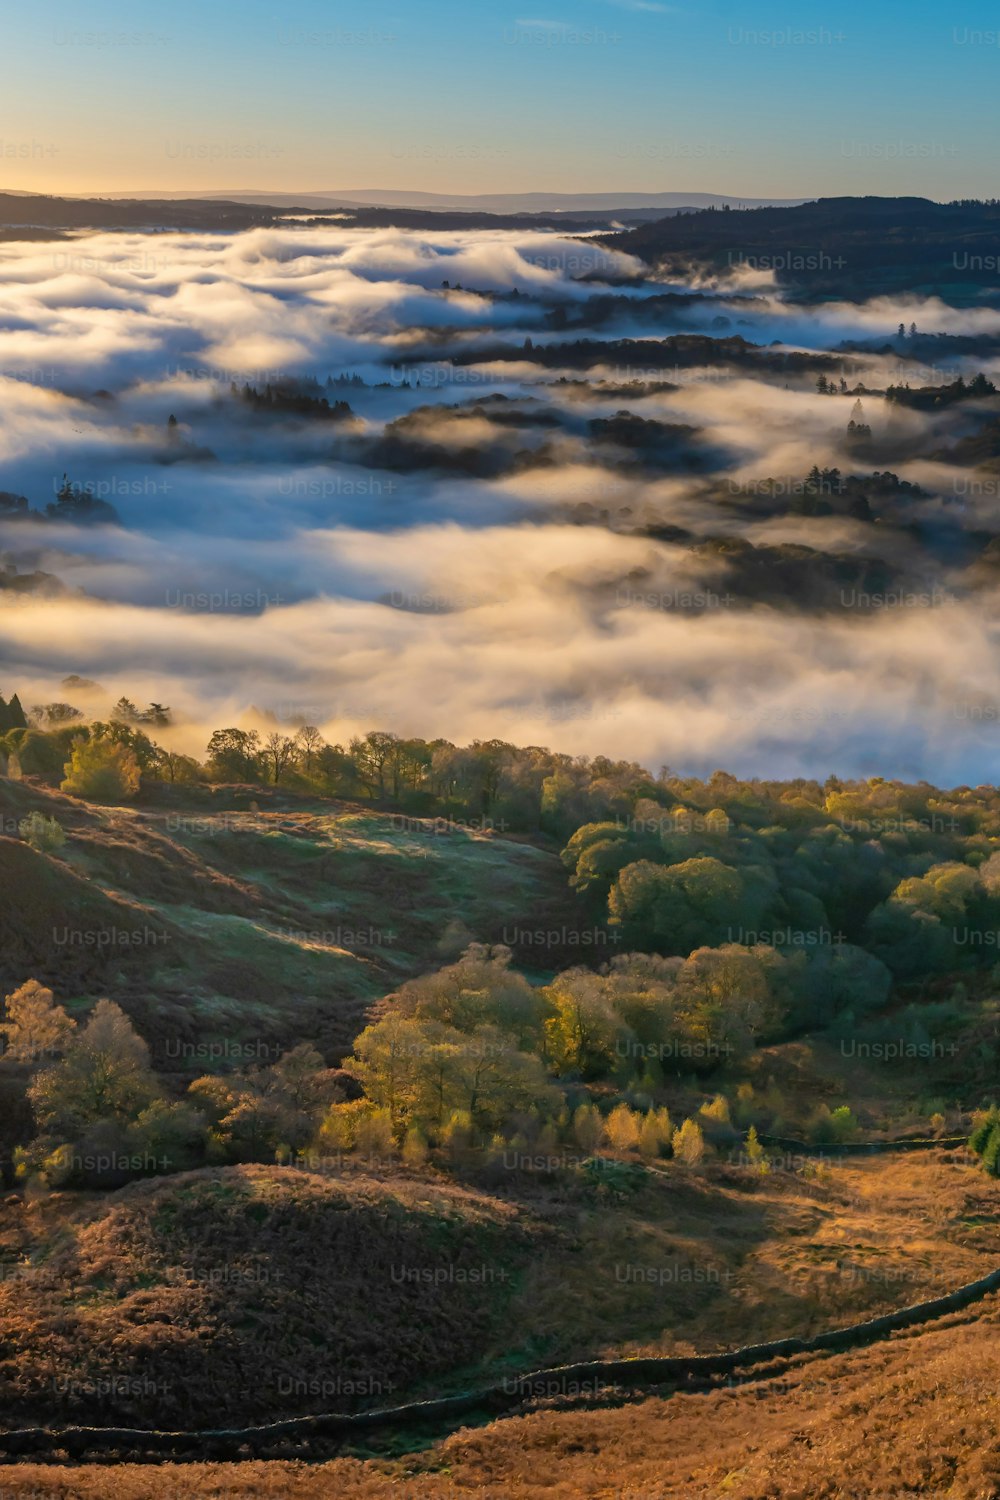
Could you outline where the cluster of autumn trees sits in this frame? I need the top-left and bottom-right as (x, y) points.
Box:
(5, 713), (637, 826)
(335, 946), (771, 1162)
(562, 785), (1000, 992)
(9, 706), (1000, 854)
(0, 980), (351, 1187)
(3, 937), (987, 1192)
(0, 949), (778, 1190)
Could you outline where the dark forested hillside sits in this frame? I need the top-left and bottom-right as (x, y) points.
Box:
(604, 196), (1000, 299)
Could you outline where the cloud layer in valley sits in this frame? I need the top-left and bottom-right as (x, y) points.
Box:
(1, 223), (998, 783)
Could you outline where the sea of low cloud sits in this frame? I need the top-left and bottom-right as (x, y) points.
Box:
(0, 223), (997, 784)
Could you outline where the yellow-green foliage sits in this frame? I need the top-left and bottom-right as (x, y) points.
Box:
(672, 1117), (706, 1166)
(61, 736), (140, 802)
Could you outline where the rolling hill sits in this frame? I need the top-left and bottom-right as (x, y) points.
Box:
(0, 778), (575, 1061)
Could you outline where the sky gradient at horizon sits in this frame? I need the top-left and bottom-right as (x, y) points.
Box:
(1, 0), (998, 198)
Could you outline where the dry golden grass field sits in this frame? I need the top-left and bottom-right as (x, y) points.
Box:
(1, 1310), (999, 1498)
(0, 1148), (997, 1498)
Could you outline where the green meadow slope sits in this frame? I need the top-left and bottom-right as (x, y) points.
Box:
(0, 778), (575, 1058)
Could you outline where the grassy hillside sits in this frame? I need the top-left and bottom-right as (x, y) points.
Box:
(498, 1147), (1000, 1367)
(0, 1164), (538, 1428)
(0, 778), (574, 1058)
(0, 1148), (994, 1435)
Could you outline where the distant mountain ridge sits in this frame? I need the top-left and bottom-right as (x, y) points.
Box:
(58, 188), (814, 214)
(0, 188), (810, 235)
(0, 191), (643, 234)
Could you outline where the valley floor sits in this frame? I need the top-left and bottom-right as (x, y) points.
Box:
(1, 1306), (999, 1498)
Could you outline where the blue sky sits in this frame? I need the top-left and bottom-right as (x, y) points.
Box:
(2, 0), (998, 197)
